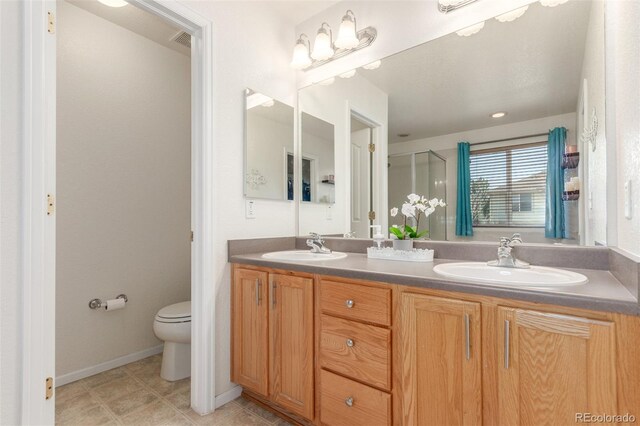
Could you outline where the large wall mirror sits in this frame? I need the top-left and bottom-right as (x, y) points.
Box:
(297, 0), (608, 246)
(244, 88), (294, 201)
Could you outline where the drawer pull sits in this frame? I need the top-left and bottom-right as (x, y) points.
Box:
(345, 299), (355, 308)
(346, 338), (354, 347)
(345, 397), (354, 407)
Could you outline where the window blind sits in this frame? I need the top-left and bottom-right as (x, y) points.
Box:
(469, 142), (547, 227)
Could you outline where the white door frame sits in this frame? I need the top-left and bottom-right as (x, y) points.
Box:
(21, 1), (216, 422)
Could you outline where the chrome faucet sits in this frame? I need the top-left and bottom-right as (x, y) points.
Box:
(307, 233), (332, 254)
(487, 233), (530, 269)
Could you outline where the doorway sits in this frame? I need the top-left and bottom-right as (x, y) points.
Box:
(350, 115), (376, 238)
(21, 1), (215, 423)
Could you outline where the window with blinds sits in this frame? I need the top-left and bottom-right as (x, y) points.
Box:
(469, 142), (547, 227)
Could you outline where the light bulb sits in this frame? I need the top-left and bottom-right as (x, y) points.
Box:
(495, 5), (528, 22)
(456, 21), (485, 37)
(363, 60), (381, 70)
(290, 36), (311, 69)
(335, 11), (359, 50)
(97, 0), (128, 7)
(311, 24), (334, 61)
(491, 112), (507, 118)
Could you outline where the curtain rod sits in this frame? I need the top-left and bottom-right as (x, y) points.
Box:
(469, 131), (553, 147)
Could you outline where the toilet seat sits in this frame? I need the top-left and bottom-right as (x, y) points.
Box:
(155, 301), (191, 323)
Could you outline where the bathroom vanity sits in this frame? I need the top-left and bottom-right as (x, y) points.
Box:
(230, 239), (640, 426)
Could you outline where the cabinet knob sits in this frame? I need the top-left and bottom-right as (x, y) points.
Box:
(345, 397), (354, 407)
(345, 299), (354, 308)
(346, 338), (354, 347)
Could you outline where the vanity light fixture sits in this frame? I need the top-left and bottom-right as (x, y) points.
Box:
(339, 69), (357, 79)
(362, 60), (382, 70)
(290, 34), (312, 70)
(491, 111), (507, 118)
(540, 0), (569, 7)
(290, 11), (377, 71)
(335, 10), (360, 49)
(311, 23), (335, 61)
(495, 5), (529, 23)
(456, 21), (485, 37)
(97, 0), (128, 7)
(438, 0), (479, 13)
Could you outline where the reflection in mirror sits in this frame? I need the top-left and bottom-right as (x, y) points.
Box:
(297, 0), (606, 246)
(244, 89), (294, 201)
(300, 112), (335, 204)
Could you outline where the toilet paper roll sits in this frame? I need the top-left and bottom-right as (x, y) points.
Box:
(104, 298), (126, 311)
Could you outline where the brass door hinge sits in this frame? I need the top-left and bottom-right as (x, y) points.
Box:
(46, 194), (55, 216)
(368, 143), (376, 153)
(47, 11), (55, 34)
(368, 211), (376, 221)
(45, 377), (53, 400)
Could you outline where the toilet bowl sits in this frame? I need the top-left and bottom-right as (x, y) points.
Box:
(153, 301), (191, 381)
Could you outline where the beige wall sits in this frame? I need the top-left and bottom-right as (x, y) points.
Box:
(55, 1), (191, 377)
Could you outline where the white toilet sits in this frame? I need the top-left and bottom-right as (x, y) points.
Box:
(153, 301), (191, 381)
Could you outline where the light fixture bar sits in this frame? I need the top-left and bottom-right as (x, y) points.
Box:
(303, 26), (377, 71)
(438, 0), (479, 14)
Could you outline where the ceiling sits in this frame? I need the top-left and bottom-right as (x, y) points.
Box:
(263, 1), (339, 26)
(353, 1), (593, 144)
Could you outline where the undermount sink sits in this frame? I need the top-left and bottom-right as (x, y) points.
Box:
(433, 262), (588, 287)
(262, 250), (348, 262)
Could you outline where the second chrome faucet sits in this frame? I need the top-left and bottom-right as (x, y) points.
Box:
(307, 233), (332, 254)
(487, 233), (530, 269)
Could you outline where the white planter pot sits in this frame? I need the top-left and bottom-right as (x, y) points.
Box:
(393, 239), (414, 251)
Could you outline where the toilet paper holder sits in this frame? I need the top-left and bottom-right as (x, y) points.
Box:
(88, 294), (128, 310)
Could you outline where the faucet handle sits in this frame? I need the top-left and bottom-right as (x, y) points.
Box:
(509, 233), (523, 245)
(309, 232), (323, 241)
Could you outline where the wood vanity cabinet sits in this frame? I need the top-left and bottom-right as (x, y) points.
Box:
(231, 266), (314, 420)
(398, 293), (482, 426)
(496, 307), (617, 425)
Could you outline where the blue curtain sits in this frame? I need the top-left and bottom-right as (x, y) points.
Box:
(456, 142), (473, 236)
(545, 127), (566, 238)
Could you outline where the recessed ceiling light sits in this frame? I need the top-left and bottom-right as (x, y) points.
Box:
(397, 133), (411, 138)
(363, 60), (382, 70)
(491, 112), (507, 118)
(97, 0), (128, 7)
(339, 70), (357, 79)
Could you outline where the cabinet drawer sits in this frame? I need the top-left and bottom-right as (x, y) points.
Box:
(320, 315), (391, 390)
(320, 369), (391, 426)
(320, 280), (391, 326)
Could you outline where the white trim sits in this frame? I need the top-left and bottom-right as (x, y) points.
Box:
(214, 386), (243, 408)
(21, 1), (57, 424)
(22, 0), (217, 421)
(55, 346), (163, 387)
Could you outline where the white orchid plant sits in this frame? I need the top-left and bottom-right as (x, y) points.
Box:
(390, 194), (446, 240)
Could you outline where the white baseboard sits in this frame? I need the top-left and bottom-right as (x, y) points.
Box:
(55, 345), (164, 387)
(215, 386), (243, 408)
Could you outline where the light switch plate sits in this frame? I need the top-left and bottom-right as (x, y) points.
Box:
(624, 180), (632, 219)
(245, 200), (256, 219)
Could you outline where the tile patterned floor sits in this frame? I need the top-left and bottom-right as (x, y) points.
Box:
(55, 354), (292, 426)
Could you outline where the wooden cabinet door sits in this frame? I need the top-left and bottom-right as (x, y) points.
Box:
(399, 293), (482, 426)
(269, 274), (314, 420)
(497, 307), (617, 426)
(231, 268), (269, 396)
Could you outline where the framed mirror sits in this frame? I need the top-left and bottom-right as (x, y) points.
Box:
(297, 0), (606, 246)
(244, 88), (294, 201)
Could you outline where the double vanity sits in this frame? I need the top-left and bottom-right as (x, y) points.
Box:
(230, 237), (640, 425)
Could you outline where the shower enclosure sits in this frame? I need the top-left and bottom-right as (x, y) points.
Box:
(388, 151), (447, 240)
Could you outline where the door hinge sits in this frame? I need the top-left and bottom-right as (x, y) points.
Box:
(190, 231), (194, 242)
(47, 11), (55, 34)
(368, 143), (376, 153)
(47, 194), (55, 216)
(45, 377), (53, 400)
(368, 211), (376, 221)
